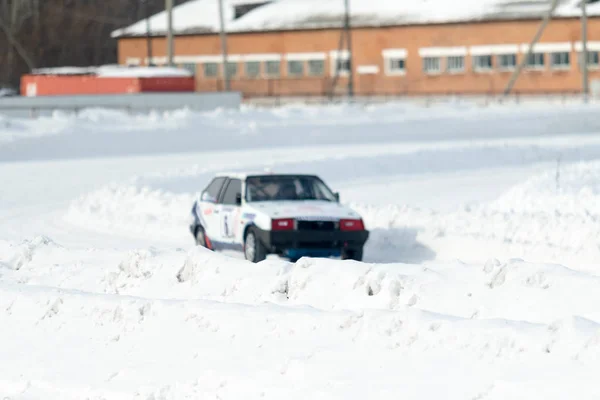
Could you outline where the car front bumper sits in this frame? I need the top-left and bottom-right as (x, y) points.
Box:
(254, 227), (369, 256)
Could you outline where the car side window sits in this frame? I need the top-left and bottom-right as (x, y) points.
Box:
(202, 177), (226, 203)
(220, 179), (242, 205)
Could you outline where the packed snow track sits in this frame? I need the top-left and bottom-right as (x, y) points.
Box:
(1, 101), (600, 399)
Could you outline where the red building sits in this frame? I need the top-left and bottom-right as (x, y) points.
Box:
(21, 66), (195, 97)
(112, 0), (600, 98)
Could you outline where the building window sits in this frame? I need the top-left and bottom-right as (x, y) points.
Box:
(265, 60), (281, 77)
(225, 62), (238, 79)
(550, 52), (570, 69)
(526, 53), (545, 69)
(181, 63), (197, 76)
(382, 49), (407, 76)
(422, 57), (441, 74)
(245, 61), (261, 78)
(330, 51), (350, 76)
(126, 57), (141, 66)
(497, 54), (517, 71)
(204, 62), (219, 78)
(446, 56), (464, 73)
(308, 59), (325, 76)
(386, 58), (406, 75)
(473, 55), (493, 72)
(579, 51), (600, 68)
(335, 59), (350, 74)
(287, 60), (304, 77)
(587, 51), (600, 66)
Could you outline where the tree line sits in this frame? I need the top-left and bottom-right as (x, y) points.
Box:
(0, 0), (187, 89)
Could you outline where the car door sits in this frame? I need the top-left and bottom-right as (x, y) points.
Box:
(215, 178), (243, 246)
(197, 176), (227, 241)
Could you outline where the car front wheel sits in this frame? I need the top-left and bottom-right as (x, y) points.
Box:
(195, 226), (209, 249)
(244, 229), (267, 263)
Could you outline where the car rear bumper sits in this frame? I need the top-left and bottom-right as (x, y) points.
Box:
(254, 227), (369, 256)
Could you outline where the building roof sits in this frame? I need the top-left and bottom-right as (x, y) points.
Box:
(112, 0), (600, 38)
(112, 0), (237, 38)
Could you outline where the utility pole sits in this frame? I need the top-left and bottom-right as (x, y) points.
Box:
(582, 0), (589, 99)
(218, 0), (230, 91)
(166, 0), (174, 66)
(344, 0), (354, 98)
(503, 0), (560, 96)
(144, 0), (153, 66)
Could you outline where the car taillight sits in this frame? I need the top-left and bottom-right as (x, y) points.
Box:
(340, 219), (364, 231)
(272, 218), (295, 231)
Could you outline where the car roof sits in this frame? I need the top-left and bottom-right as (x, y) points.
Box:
(214, 171), (319, 180)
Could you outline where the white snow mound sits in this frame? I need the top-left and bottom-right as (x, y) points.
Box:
(2, 239), (600, 398)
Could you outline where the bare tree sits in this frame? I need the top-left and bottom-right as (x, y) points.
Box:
(0, 0), (187, 89)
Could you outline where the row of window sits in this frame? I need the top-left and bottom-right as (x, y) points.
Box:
(409, 52), (600, 75)
(180, 57), (350, 79)
(159, 48), (600, 79)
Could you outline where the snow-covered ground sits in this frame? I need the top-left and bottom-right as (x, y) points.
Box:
(2, 101), (600, 399)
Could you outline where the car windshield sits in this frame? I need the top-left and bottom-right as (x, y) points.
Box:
(246, 175), (337, 202)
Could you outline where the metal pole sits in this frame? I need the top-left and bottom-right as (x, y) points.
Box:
(144, 0), (153, 66)
(344, 0), (354, 98)
(218, 0), (230, 91)
(166, 0), (174, 66)
(582, 0), (589, 98)
(503, 0), (560, 96)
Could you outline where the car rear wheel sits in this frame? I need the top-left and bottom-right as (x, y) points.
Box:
(244, 229), (267, 263)
(342, 248), (363, 262)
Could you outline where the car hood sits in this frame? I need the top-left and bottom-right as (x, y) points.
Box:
(246, 201), (362, 220)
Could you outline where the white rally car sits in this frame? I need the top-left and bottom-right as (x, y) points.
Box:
(189, 172), (369, 262)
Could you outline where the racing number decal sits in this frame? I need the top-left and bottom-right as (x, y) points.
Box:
(221, 208), (240, 239)
(222, 213), (232, 238)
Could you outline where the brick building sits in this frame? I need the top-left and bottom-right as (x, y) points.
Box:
(112, 0), (600, 97)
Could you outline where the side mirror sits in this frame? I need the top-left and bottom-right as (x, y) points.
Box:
(235, 192), (242, 206)
(334, 192), (340, 202)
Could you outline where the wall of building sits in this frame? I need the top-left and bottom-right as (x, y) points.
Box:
(117, 17), (600, 96)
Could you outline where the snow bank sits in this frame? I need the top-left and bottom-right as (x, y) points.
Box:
(5, 236), (600, 324)
(2, 238), (600, 398)
(354, 198), (600, 267)
(0, 108), (192, 151)
(64, 155), (600, 267)
(4, 101), (600, 162)
(0, 113), (73, 144)
(65, 183), (195, 244)
(492, 161), (600, 216)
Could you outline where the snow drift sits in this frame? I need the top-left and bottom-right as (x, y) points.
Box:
(64, 159), (600, 267)
(2, 238), (600, 399)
